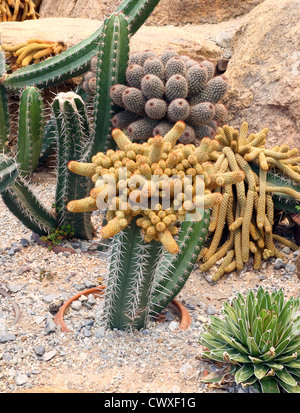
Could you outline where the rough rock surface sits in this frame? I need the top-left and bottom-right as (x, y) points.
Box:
(38, 0), (264, 25)
(0, 18), (224, 63)
(223, 0), (300, 149)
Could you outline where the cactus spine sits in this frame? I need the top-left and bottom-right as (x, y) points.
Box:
(17, 86), (44, 176)
(1, 0), (161, 90)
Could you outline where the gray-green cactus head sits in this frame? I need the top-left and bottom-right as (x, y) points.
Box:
(82, 48), (228, 145)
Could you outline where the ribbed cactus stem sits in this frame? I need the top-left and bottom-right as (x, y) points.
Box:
(52, 92), (93, 239)
(91, 12), (130, 154)
(0, 49), (9, 151)
(103, 218), (161, 330)
(150, 210), (210, 316)
(1, 177), (57, 236)
(17, 86), (44, 176)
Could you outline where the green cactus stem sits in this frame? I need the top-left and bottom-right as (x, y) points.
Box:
(104, 218), (161, 331)
(1, 0), (161, 90)
(17, 86), (44, 176)
(91, 12), (130, 155)
(0, 154), (18, 194)
(0, 49), (9, 151)
(1, 177), (57, 236)
(150, 209), (210, 316)
(52, 92), (93, 239)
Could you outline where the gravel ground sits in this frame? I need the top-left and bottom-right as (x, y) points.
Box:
(0, 165), (299, 394)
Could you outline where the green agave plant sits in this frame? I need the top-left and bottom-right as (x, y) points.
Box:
(199, 287), (300, 393)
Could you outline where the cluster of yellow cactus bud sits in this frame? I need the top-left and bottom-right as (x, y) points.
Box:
(66, 121), (246, 255)
(1, 39), (67, 67)
(197, 121), (299, 281)
(0, 0), (39, 22)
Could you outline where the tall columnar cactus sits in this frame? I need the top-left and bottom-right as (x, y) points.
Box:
(90, 12), (130, 155)
(17, 86), (44, 177)
(0, 48), (9, 151)
(1, 0), (162, 90)
(52, 92), (94, 239)
(66, 122), (247, 330)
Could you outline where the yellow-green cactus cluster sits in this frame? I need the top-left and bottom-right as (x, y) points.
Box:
(198, 121), (300, 281)
(66, 121), (245, 255)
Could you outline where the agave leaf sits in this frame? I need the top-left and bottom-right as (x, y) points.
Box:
(266, 362), (284, 371)
(275, 352), (298, 364)
(277, 321), (294, 346)
(248, 356), (264, 364)
(271, 290), (284, 312)
(235, 364), (254, 384)
(274, 338), (291, 358)
(224, 315), (242, 342)
(275, 368), (298, 387)
(202, 350), (227, 363)
(277, 303), (292, 334)
(277, 379), (300, 393)
(238, 317), (249, 347)
(253, 317), (263, 346)
(211, 316), (233, 336)
(287, 368), (300, 380)
(246, 290), (255, 325)
(200, 336), (229, 351)
(254, 364), (270, 380)
(222, 302), (238, 323)
(241, 375), (258, 388)
(259, 329), (272, 354)
(259, 377), (280, 393)
(247, 336), (261, 357)
(285, 335), (300, 354)
(284, 359), (300, 369)
(229, 337), (250, 355)
(223, 351), (250, 364)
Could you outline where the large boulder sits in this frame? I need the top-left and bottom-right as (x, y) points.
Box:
(38, 0), (264, 25)
(0, 18), (223, 63)
(223, 0), (300, 149)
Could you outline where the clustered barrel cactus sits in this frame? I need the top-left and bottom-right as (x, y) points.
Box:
(199, 287), (300, 393)
(105, 49), (227, 145)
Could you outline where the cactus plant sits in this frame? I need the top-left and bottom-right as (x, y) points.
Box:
(197, 122), (300, 281)
(1, 0), (162, 90)
(65, 121), (247, 330)
(82, 48), (228, 145)
(0, 47), (9, 152)
(199, 287), (300, 393)
(17, 86), (44, 177)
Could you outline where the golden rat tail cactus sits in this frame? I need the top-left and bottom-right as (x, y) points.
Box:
(197, 122), (300, 282)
